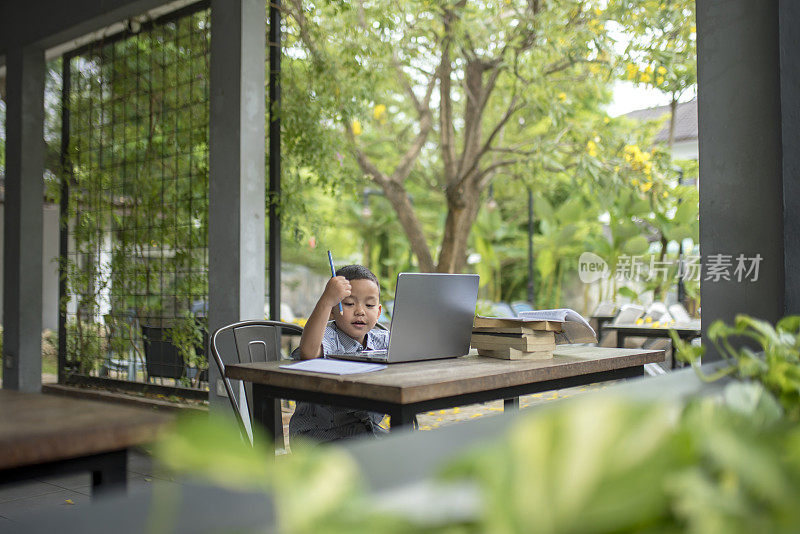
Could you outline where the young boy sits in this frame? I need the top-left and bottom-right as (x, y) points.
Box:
(288, 265), (388, 443)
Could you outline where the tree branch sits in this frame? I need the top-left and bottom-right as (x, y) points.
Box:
(439, 8), (458, 184)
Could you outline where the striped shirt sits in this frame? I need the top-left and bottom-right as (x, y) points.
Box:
(288, 322), (389, 443)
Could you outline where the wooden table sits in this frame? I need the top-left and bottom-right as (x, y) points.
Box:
(603, 322), (701, 368)
(226, 346), (665, 449)
(0, 390), (170, 497)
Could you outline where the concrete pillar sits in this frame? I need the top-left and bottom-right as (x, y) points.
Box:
(697, 0), (785, 359)
(2, 45), (45, 391)
(208, 0), (266, 406)
(779, 0), (800, 315)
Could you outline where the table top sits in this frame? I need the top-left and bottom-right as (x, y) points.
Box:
(0, 390), (171, 470)
(226, 346), (665, 405)
(603, 322), (701, 334)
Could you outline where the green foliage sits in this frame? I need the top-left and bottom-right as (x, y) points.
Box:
(66, 320), (107, 374)
(156, 414), (416, 533)
(673, 315), (800, 421)
(609, 0), (697, 100)
(157, 391), (800, 533)
(62, 11), (211, 377)
(164, 312), (207, 387)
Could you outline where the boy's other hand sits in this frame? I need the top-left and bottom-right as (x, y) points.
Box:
(322, 276), (351, 309)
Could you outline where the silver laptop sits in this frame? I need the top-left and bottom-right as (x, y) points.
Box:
(329, 273), (479, 363)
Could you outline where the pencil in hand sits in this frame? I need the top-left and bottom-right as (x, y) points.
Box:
(327, 250), (344, 314)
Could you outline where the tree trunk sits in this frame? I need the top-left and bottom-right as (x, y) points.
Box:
(667, 94), (678, 151)
(436, 180), (482, 273)
(382, 179), (435, 272)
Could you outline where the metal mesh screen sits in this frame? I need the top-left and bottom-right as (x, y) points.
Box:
(61, 5), (211, 389)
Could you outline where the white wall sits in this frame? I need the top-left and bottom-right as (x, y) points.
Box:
(0, 202), (61, 331)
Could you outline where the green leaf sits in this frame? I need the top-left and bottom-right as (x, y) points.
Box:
(623, 235), (650, 255)
(617, 286), (639, 300)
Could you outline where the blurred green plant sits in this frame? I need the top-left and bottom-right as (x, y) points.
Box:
(672, 314), (800, 421)
(156, 414), (416, 533)
(157, 389), (800, 533)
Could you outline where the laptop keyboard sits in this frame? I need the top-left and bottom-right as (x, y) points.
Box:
(327, 350), (388, 362)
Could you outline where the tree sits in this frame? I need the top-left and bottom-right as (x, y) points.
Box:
(609, 0), (697, 151)
(282, 0), (622, 273)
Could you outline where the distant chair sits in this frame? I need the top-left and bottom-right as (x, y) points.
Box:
(644, 301), (672, 323)
(612, 304), (646, 325)
(591, 301), (618, 317)
(598, 304), (646, 348)
(210, 320), (303, 446)
(141, 324), (209, 386)
(668, 303), (694, 325)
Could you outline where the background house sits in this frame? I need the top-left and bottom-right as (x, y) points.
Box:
(623, 98), (698, 162)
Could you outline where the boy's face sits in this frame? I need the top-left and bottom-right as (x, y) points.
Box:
(332, 279), (382, 345)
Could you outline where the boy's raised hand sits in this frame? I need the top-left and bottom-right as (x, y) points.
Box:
(322, 276), (351, 310)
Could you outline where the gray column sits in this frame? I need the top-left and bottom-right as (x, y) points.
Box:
(697, 0), (784, 360)
(780, 0), (800, 315)
(208, 0), (266, 406)
(3, 45), (45, 391)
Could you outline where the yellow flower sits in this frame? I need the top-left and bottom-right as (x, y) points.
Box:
(662, 192), (669, 198)
(373, 104), (386, 121)
(626, 63), (638, 80)
(656, 76), (665, 86)
(593, 7), (602, 16)
(645, 316), (652, 323)
(652, 321), (661, 328)
(691, 25), (696, 34)
(657, 66), (667, 75)
(558, 92), (567, 102)
(640, 181), (653, 192)
(603, 117), (610, 124)
(614, 165), (620, 172)
(640, 73), (652, 84)
(645, 64), (654, 75)
(635, 318), (644, 325)
(351, 119), (363, 136)
(631, 178), (639, 186)
(586, 140), (598, 157)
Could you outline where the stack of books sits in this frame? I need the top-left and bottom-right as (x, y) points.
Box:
(471, 309), (597, 360)
(471, 316), (559, 360)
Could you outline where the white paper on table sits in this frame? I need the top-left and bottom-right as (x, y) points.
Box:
(280, 359), (387, 375)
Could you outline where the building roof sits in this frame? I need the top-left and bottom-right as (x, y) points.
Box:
(622, 98), (698, 144)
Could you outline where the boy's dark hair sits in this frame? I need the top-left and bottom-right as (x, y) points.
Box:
(336, 265), (380, 294)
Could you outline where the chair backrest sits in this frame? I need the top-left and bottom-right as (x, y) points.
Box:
(210, 320), (303, 443)
(668, 302), (693, 324)
(141, 325), (185, 380)
(612, 304), (646, 325)
(141, 323), (209, 383)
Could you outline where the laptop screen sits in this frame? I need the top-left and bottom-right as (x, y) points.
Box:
(384, 273), (479, 363)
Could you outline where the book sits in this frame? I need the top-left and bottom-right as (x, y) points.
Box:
(517, 309), (597, 344)
(473, 316), (562, 332)
(477, 347), (554, 360)
(472, 325), (553, 335)
(470, 331), (556, 352)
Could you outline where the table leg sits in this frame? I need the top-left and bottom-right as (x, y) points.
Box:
(389, 407), (416, 431)
(251, 383), (284, 451)
(617, 332), (626, 348)
(504, 398), (519, 411)
(90, 450), (128, 498)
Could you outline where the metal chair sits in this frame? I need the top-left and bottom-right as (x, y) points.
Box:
(210, 320), (303, 446)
